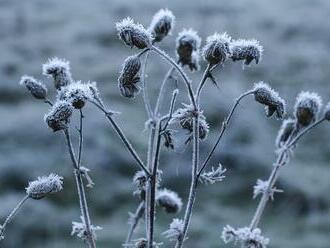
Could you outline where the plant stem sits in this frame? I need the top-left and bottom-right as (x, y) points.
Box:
(77, 109), (84, 167)
(161, 89), (179, 132)
(195, 64), (211, 99)
(64, 129), (96, 248)
(151, 45), (196, 109)
(126, 201), (145, 244)
(0, 195), (29, 239)
(197, 90), (255, 178)
(141, 51), (153, 119)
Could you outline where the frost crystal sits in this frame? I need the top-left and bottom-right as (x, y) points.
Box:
(294, 91), (322, 127)
(20, 75), (47, 100)
(275, 118), (296, 148)
(71, 216), (102, 241)
(118, 55), (141, 98)
(42, 57), (73, 90)
(222, 225), (269, 248)
(163, 218), (184, 241)
(156, 188), (183, 214)
(44, 100), (74, 132)
(176, 28), (201, 71)
(253, 82), (286, 119)
(253, 179), (283, 200)
(231, 39), (263, 66)
(116, 17), (152, 49)
(26, 173), (63, 200)
(149, 9), (175, 42)
(199, 163), (226, 184)
(202, 32), (231, 65)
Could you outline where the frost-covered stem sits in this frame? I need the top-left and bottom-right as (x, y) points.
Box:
(0, 195), (29, 239)
(141, 51), (153, 118)
(44, 98), (53, 106)
(197, 90), (255, 178)
(162, 89), (179, 132)
(154, 67), (175, 117)
(126, 201), (145, 244)
(175, 113), (199, 248)
(195, 64), (211, 99)
(147, 121), (162, 248)
(90, 101), (151, 177)
(77, 109), (84, 167)
(151, 45), (196, 109)
(64, 129), (96, 248)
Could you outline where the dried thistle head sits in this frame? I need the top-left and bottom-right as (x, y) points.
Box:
(163, 218), (184, 241)
(44, 100), (74, 132)
(26, 173), (63, 200)
(58, 81), (94, 109)
(275, 118), (296, 148)
(42, 57), (73, 90)
(116, 17), (152, 49)
(253, 82), (286, 119)
(19, 75), (47, 100)
(202, 32), (231, 66)
(149, 9), (175, 42)
(171, 104), (209, 141)
(230, 39), (263, 65)
(294, 91), (322, 127)
(118, 55), (141, 98)
(156, 188), (183, 214)
(176, 28), (201, 71)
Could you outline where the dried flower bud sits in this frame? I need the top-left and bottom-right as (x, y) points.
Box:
(156, 189), (183, 214)
(222, 225), (269, 248)
(71, 216), (102, 241)
(133, 170), (147, 200)
(162, 130), (174, 149)
(26, 173), (63, 200)
(118, 55), (141, 98)
(202, 32), (231, 65)
(116, 17), (152, 49)
(163, 218), (184, 241)
(19, 75), (47, 99)
(171, 104), (209, 141)
(231, 39), (263, 65)
(324, 102), (330, 121)
(275, 118), (296, 148)
(42, 57), (73, 90)
(294, 91), (322, 127)
(58, 81), (94, 109)
(176, 29), (201, 71)
(44, 101), (74, 132)
(149, 9), (175, 42)
(253, 82), (286, 119)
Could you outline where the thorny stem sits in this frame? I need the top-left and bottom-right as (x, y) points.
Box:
(0, 195), (29, 239)
(148, 121), (162, 248)
(77, 109), (84, 167)
(197, 90), (255, 178)
(249, 118), (325, 229)
(141, 51), (154, 119)
(126, 201), (145, 244)
(64, 129), (96, 248)
(154, 67), (175, 117)
(151, 45), (196, 109)
(90, 101), (151, 177)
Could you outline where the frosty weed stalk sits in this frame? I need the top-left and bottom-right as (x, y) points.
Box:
(9, 7), (329, 248)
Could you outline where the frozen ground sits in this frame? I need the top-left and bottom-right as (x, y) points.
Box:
(1, 0), (330, 247)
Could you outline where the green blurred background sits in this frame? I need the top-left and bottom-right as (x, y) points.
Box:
(1, 0), (330, 247)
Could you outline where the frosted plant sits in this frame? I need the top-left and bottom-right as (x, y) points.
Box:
(163, 219), (184, 241)
(275, 118), (296, 148)
(19, 75), (47, 100)
(156, 189), (183, 214)
(199, 163), (226, 185)
(252, 179), (283, 200)
(149, 9), (175, 42)
(231, 39), (263, 66)
(44, 100), (74, 132)
(71, 216), (102, 242)
(43, 57), (73, 90)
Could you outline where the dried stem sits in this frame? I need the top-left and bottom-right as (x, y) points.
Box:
(126, 201), (145, 244)
(77, 109), (84, 167)
(141, 51), (153, 119)
(0, 195), (29, 239)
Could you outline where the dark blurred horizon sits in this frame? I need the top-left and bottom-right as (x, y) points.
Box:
(1, 0), (330, 247)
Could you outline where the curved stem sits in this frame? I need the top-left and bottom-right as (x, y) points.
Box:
(151, 45), (196, 109)
(161, 89), (179, 132)
(126, 201), (145, 244)
(197, 90), (255, 178)
(141, 51), (153, 119)
(0, 195), (29, 239)
(195, 64), (211, 100)
(77, 109), (84, 167)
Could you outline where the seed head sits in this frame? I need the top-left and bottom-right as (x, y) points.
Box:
(116, 17), (152, 49)
(42, 57), (73, 90)
(19, 75), (47, 99)
(253, 82), (286, 119)
(71, 216), (102, 241)
(324, 102), (330, 121)
(275, 118), (296, 148)
(231, 39), (263, 65)
(163, 218), (184, 241)
(58, 81), (94, 109)
(26, 173), (63, 200)
(176, 29), (201, 71)
(118, 55), (141, 98)
(162, 130), (175, 149)
(294, 91), (322, 127)
(44, 100), (74, 132)
(202, 32), (231, 65)
(149, 9), (175, 42)
(156, 188), (183, 214)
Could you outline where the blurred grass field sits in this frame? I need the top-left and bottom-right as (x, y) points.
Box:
(1, 0), (330, 247)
